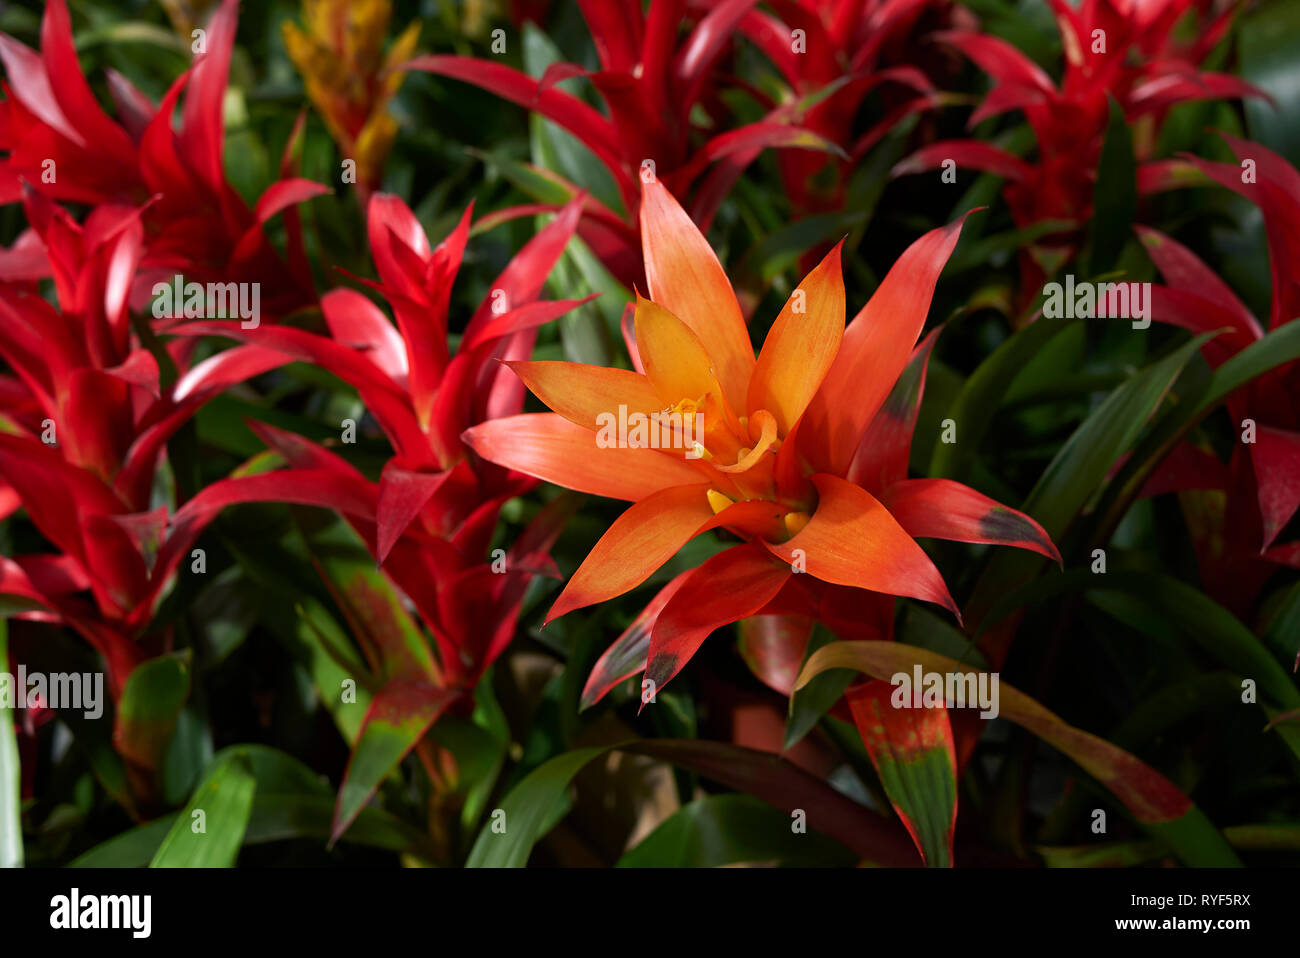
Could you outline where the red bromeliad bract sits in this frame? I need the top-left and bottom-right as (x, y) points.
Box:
(407, 0), (847, 290)
(893, 0), (1268, 297)
(1138, 133), (1300, 612)
(0, 189), (292, 798)
(166, 192), (588, 839)
(0, 0), (327, 320)
(738, 0), (959, 217)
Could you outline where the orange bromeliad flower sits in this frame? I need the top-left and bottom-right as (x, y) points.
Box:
(465, 177), (1060, 699)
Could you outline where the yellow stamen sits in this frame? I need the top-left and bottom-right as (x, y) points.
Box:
(706, 490), (734, 515)
(783, 511), (810, 537)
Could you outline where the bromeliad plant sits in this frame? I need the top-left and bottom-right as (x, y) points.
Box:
(462, 175), (1278, 868)
(282, 0), (421, 202)
(409, 0), (848, 290)
(168, 190), (589, 844)
(0, 188), (293, 806)
(1137, 133), (1300, 612)
(892, 0), (1267, 299)
(463, 176), (1069, 862)
(1, 0), (1297, 872)
(0, 0), (326, 319)
(736, 0), (956, 217)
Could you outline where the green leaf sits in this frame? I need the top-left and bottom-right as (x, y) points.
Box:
(73, 746), (434, 865)
(1037, 841), (1164, 867)
(784, 626), (854, 749)
(430, 678), (510, 835)
(72, 818), (176, 868)
(292, 595), (373, 743)
(794, 641), (1242, 866)
(1240, 0), (1300, 167)
(1093, 320), (1300, 538)
(738, 209), (867, 286)
(846, 680), (958, 867)
(1040, 825), (1300, 866)
(332, 681), (457, 844)
(1086, 98), (1137, 275)
(0, 621), (21, 867)
(114, 653), (191, 777)
(617, 794), (855, 867)
(161, 707), (214, 807)
(468, 740), (918, 867)
(968, 335), (1213, 630)
(1027, 334), (1214, 535)
(1086, 576), (1300, 710)
(978, 570), (1300, 761)
(947, 219), (1076, 273)
(150, 752), (256, 867)
(307, 519), (438, 683)
(467, 745), (605, 868)
(523, 23), (622, 213)
(928, 317), (1082, 481)
(1223, 824), (1300, 853)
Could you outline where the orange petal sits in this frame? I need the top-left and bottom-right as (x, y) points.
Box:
(462, 414), (705, 500)
(640, 177), (754, 411)
(642, 543), (792, 699)
(547, 483), (715, 621)
(763, 473), (960, 620)
(507, 360), (666, 430)
(633, 294), (723, 408)
(547, 489), (791, 621)
(802, 213), (973, 475)
(748, 241), (845, 434)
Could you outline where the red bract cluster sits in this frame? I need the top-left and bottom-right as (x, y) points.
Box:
(0, 188), (289, 799)
(895, 0), (1267, 296)
(410, 0), (855, 289)
(0, 0), (325, 319)
(0, 0), (585, 826)
(738, 0), (961, 216)
(166, 191), (586, 837)
(1140, 134), (1300, 612)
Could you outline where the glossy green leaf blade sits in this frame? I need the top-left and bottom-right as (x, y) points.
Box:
(784, 626), (853, 748)
(466, 745), (607, 868)
(928, 317), (1081, 481)
(969, 335), (1213, 631)
(149, 752), (256, 867)
(468, 740), (919, 867)
(72, 818), (175, 868)
(794, 641), (1241, 866)
(73, 746), (433, 865)
(309, 521), (438, 683)
(0, 622), (21, 867)
(979, 569), (1300, 762)
(1086, 98), (1137, 275)
(114, 653), (191, 778)
(1094, 320), (1300, 537)
(846, 680), (958, 867)
(1023, 335), (1213, 536)
(616, 794), (856, 867)
(332, 681), (457, 844)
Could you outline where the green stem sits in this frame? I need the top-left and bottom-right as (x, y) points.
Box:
(0, 621), (24, 867)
